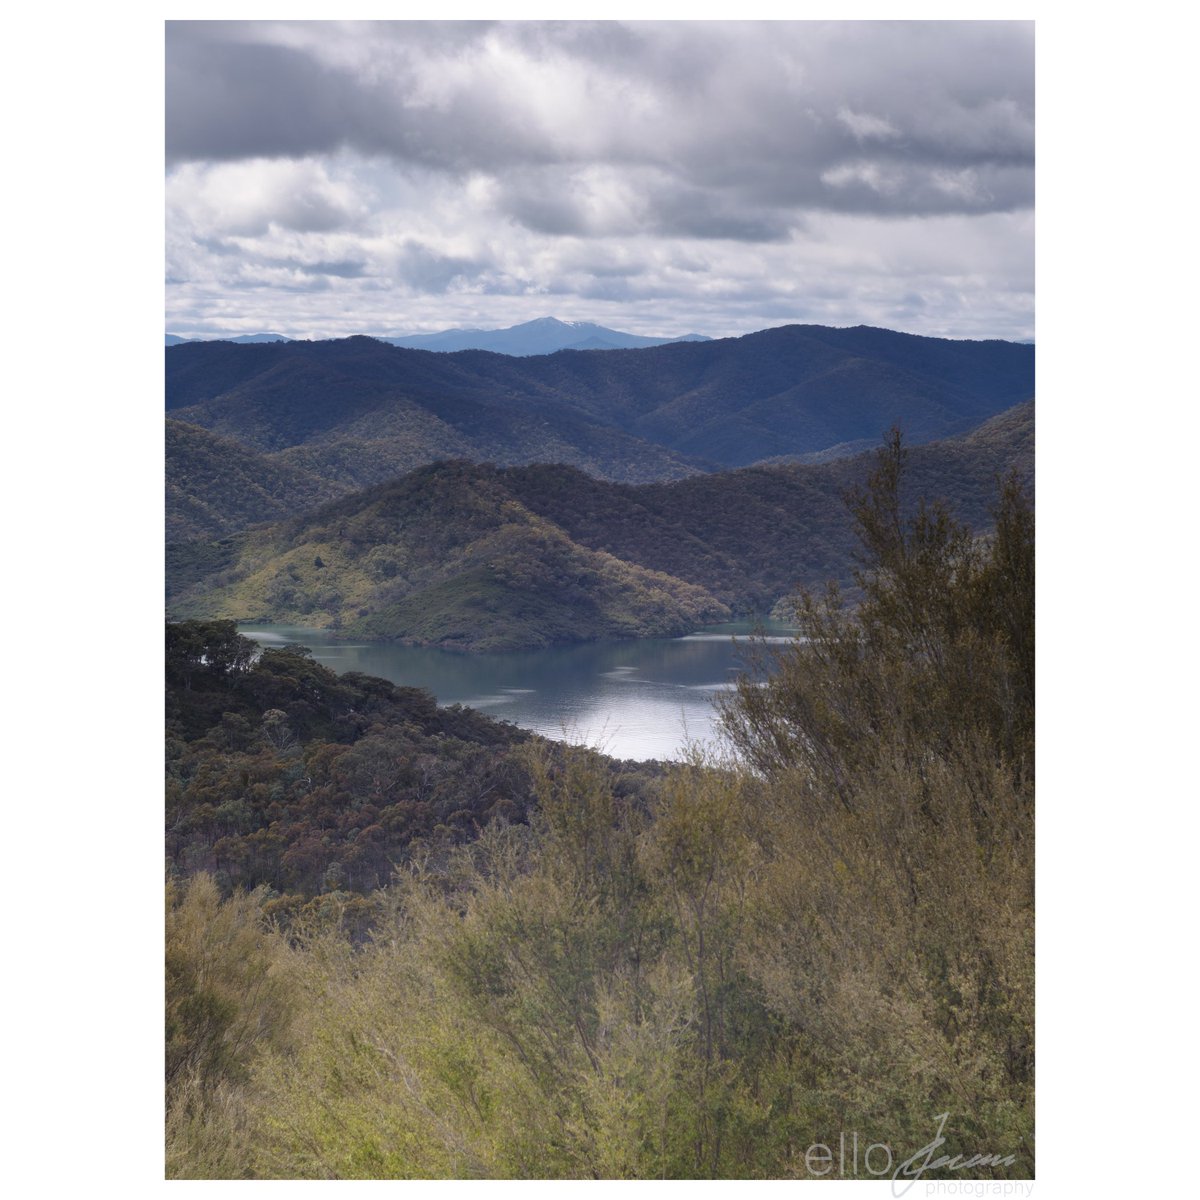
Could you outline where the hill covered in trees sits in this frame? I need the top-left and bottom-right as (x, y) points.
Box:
(167, 619), (664, 910)
(166, 420), (346, 543)
(167, 461), (731, 650)
(165, 325), (1033, 540)
(167, 403), (1031, 650)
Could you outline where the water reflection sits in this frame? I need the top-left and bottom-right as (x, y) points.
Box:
(238, 621), (796, 762)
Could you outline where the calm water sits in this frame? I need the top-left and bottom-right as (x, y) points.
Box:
(238, 621), (798, 762)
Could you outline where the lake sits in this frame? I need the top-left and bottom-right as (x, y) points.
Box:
(238, 621), (798, 762)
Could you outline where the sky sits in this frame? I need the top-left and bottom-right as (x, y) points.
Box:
(165, 20), (1034, 343)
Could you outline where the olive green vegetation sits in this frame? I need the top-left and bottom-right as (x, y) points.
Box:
(167, 419), (346, 543)
(166, 460), (730, 651)
(166, 402), (1030, 651)
(167, 436), (1033, 1179)
(166, 619), (665, 899)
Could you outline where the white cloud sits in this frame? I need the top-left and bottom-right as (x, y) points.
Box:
(836, 107), (900, 142)
(166, 158), (368, 238)
(821, 161), (904, 196)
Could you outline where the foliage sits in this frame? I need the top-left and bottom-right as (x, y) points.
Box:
(167, 419), (342, 542)
(165, 874), (295, 1178)
(166, 620), (662, 898)
(716, 430), (1035, 1170)
(721, 429), (1034, 781)
(181, 753), (793, 1178)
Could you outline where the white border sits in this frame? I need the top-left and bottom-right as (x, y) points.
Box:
(7, 4), (1196, 1196)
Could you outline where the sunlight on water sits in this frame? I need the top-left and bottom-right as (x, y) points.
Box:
(238, 621), (796, 762)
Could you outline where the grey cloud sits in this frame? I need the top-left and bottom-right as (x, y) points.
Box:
(653, 207), (794, 244)
(640, 177), (799, 242)
(167, 159), (367, 242)
(392, 241), (486, 293)
(168, 39), (355, 164)
(576, 278), (636, 302)
(815, 160), (1032, 215)
(223, 241), (486, 295)
(269, 190), (360, 235)
(296, 259), (370, 278)
(473, 276), (537, 298)
(492, 185), (584, 239)
(493, 167), (798, 243)
(167, 20), (1033, 224)
(838, 108), (900, 142)
(166, 24), (566, 175)
(195, 236), (241, 257)
(225, 274), (335, 293)
(570, 261), (647, 281)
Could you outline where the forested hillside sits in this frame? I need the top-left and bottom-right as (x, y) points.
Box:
(167, 620), (664, 908)
(167, 403), (1031, 650)
(166, 420), (345, 542)
(165, 325), (1033, 540)
(167, 461), (730, 650)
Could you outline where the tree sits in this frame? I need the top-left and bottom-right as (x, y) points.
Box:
(720, 429), (1034, 786)
(167, 620), (258, 690)
(717, 430), (1036, 1175)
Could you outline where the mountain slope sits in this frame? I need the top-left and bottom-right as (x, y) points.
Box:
(168, 461), (729, 651)
(522, 323), (1033, 463)
(166, 420), (348, 542)
(499, 400), (1033, 614)
(168, 402), (1032, 651)
(165, 336), (705, 504)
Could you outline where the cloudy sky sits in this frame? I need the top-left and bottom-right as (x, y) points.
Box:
(165, 20), (1034, 342)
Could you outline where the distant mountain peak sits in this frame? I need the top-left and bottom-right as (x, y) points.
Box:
(166, 331), (293, 346)
(380, 317), (712, 357)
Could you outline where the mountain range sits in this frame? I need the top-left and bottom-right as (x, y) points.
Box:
(166, 324), (1033, 542)
(164, 317), (709, 355)
(167, 401), (1032, 652)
